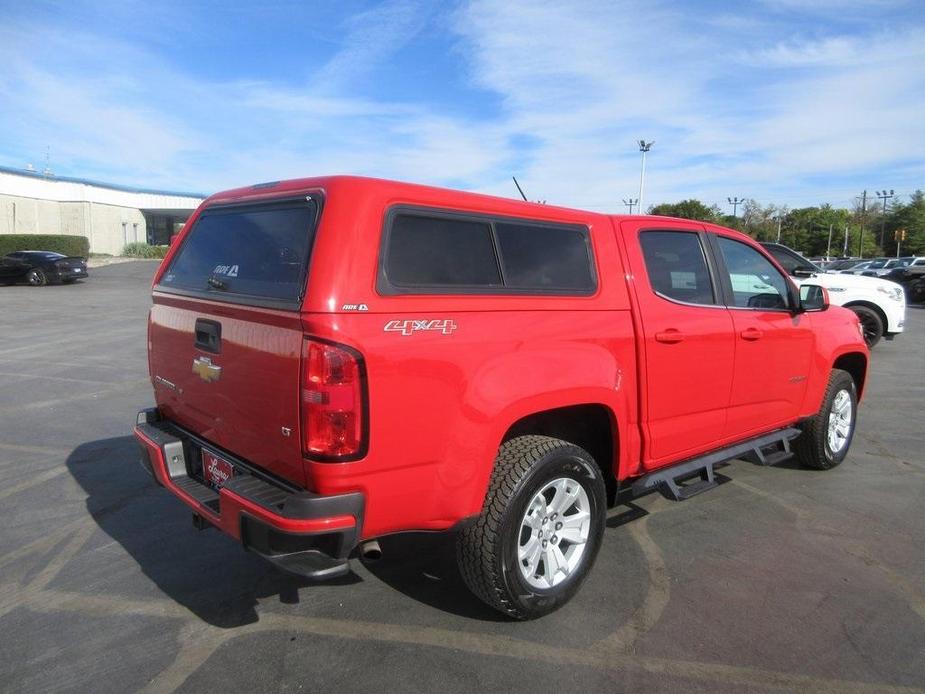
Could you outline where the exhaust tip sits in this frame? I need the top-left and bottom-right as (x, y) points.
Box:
(360, 539), (382, 561)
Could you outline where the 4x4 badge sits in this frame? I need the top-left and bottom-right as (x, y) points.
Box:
(192, 356), (222, 382)
(384, 319), (458, 336)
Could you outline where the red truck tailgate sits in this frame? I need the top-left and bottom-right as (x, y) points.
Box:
(148, 195), (320, 487)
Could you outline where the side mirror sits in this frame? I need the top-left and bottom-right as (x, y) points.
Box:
(793, 267), (815, 278)
(799, 284), (829, 312)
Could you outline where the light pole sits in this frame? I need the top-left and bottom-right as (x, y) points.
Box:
(637, 140), (654, 215)
(622, 198), (638, 214)
(876, 189), (894, 249)
(775, 215), (783, 243)
(727, 197), (744, 218)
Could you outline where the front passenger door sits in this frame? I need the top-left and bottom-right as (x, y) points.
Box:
(712, 234), (815, 440)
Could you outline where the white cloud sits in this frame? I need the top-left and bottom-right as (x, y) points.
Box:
(0, 1), (921, 211)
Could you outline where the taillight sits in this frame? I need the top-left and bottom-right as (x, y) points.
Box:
(301, 339), (367, 460)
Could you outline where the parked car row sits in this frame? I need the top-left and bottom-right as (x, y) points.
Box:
(0, 251), (88, 286)
(759, 243), (905, 347)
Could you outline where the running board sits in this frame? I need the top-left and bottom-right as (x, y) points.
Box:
(631, 427), (802, 502)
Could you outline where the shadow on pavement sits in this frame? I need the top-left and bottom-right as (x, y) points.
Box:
(66, 435), (359, 629)
(359, 532), (508, 622)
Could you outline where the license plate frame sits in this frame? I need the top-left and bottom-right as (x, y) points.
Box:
(201, 449), (235, 489)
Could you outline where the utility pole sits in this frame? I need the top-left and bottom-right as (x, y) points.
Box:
(876, 189), (894, 249)
(637, 140), (654, 215)
(727, 197), (744, 217)
(776, 215), (783, 243)
(857, 190), (867, 257)
(622, 198), (638, 214)
(842, 224), (849, 256)
(826, 223), (833, 258)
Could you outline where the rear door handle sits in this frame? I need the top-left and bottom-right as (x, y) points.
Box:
(740, 327), (763, 341)
(655, 329), (685, 344)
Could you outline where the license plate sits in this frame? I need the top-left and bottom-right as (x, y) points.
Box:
(202, 450), (234, 488)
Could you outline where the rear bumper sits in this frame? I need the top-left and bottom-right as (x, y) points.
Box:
(133, 408), (364, 580)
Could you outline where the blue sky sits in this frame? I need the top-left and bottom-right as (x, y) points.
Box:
(1, 0), (922, 212)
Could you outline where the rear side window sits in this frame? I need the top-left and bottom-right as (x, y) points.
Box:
(495, 222), (595, 290)
(159, 199), (317, 306)
(639, 231), (716, 305)
(385, 214), (502, 287)
(381, 210), (596, 294)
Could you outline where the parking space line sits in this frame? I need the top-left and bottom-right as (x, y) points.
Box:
(0, 466), (69, 501)
(0, 442), (69, 456)
(0, 371), (122, 387)
(14, 583), (924, 694)
(0, 378), (150, 415)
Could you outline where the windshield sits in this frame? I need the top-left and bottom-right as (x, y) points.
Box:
(159, 198), (319, 306)
(867, 259), (888, 269)
(764, 245), (822, 275)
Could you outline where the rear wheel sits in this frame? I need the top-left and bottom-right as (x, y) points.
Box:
(26, 269), (47, 286)
(794, 369), (857, 470)
(848, 305), (883, 347)
(456, 435), (606, 619)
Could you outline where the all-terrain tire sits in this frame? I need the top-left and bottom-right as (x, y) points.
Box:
(794, 369), (857, 470)
(456, 435), (606, 620)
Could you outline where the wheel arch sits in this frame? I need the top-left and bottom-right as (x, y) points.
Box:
(501, 403), (619, 504)
(833, 351), (868, 400)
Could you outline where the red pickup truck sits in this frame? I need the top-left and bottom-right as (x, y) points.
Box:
(134, 176), (868, 619)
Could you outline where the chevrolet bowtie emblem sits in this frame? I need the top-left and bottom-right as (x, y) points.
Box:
(192, 356), (222, 383)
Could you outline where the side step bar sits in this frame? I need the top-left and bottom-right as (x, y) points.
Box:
(631, 427), (801, 502)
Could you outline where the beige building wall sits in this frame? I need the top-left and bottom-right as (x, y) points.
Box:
(0, 194), (146, 255)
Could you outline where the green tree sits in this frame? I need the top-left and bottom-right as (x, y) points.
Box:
(648, 199), (720, 223)
(883, 190), (925, 256)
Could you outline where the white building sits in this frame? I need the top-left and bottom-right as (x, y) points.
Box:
(0, 165), (205, 255)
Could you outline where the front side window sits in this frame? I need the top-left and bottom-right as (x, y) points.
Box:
(717, 237), (791, 310)
(639, 231), (716, 305)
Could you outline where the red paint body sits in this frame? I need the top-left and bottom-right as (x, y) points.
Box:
(139, 176), (868, 546)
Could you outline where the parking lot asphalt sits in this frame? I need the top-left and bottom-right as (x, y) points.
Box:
(0, 261), (923, 693)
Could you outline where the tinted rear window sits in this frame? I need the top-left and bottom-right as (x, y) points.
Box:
(381, 211), (595, 294)
(496, 222), (595, 290)
(160, 199), (317, 305)
(386, 214), (502, 287)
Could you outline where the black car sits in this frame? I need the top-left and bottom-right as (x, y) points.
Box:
(0, 251), (88, 286)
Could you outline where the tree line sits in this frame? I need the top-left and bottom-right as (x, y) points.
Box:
(648, 191), (925, 258)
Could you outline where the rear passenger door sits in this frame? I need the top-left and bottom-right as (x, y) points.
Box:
(621, 222), (735, 468)
(709, 233), (814, 439)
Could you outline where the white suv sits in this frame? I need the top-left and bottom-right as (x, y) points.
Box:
(761, 243), (905, 347)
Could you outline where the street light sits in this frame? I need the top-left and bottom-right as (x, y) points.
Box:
(622, 198), (638, 214)
(727, 197), (744, 217)
(637, 140), (654, 214)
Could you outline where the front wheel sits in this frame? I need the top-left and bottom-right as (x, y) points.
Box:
(849, 305), (883, 348)
(794, 369), (858, 470)
(456, 435), (607, 619)
(26, 269), (47, 286)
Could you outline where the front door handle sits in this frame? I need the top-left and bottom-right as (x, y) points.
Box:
(740, 327), (763, 341)
(655, 329), (685, 344)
